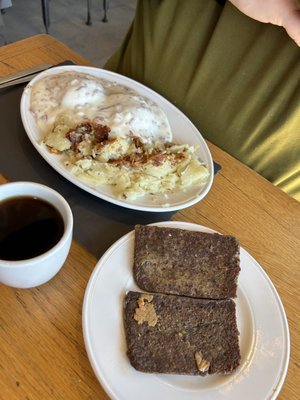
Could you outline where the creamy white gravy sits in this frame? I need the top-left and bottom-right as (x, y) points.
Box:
(30, 71), (173, 144)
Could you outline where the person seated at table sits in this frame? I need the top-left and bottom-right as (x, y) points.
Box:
(104, 0), (300, 201)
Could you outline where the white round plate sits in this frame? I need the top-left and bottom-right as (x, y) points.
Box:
(20, 66), (213, 212)
(82, 221), (290, 400)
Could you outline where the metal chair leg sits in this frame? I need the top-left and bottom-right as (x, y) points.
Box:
(0, 11), (8, 44)
(102, 0), (108, 22)
(41, 0), (50, 34)
(86, 0), (110, 26)
(86, 0), (92, 25)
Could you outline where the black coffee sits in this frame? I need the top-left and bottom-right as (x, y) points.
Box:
(0, 196), (64, 261)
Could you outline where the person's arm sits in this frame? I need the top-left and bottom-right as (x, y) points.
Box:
(229, 0), (300, 45)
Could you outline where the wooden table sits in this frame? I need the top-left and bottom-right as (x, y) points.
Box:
(0, 34), (299, 400)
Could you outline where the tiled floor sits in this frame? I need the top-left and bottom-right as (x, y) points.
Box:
(0, 0), (136, 67)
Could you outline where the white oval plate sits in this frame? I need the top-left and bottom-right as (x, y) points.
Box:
(20, 66), (214, 212)
(82, 221), (290, 400)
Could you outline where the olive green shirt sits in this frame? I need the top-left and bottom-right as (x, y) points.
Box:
(105, 0), (300, 201)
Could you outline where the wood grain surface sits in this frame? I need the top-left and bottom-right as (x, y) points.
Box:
(1, 35), (299, 400)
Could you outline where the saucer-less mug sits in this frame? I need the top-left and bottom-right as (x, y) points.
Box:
(0, 181), (73, 288)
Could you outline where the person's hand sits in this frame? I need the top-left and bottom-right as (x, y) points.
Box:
(229, 0), (300, 46)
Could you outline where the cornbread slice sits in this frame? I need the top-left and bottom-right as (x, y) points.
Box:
(133, 225), (240, 299)
(124, 291), (241, 375)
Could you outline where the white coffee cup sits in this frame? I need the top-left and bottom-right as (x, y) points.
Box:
(0, 181), (73, 288)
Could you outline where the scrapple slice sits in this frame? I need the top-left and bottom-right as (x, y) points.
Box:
(124, 291), (241, 375)
(133, 225), (240, 299)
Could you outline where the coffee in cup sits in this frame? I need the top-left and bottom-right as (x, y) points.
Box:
(0, 181), (73, 288)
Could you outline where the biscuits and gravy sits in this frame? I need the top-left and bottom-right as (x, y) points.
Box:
(29, 71), (210, 200)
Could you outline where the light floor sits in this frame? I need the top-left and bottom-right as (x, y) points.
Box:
(0, 0), (136, 67)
